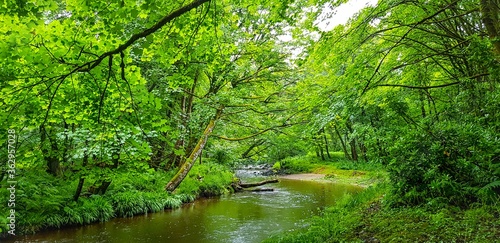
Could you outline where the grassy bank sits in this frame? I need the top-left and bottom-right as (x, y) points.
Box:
(275, 152), (388, 186)
(0, 162), (235, 237)
(265, 183), (500, 242)
(268, 154), (500, 242)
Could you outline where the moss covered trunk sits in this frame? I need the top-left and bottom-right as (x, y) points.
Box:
(165, 108), (222, 192)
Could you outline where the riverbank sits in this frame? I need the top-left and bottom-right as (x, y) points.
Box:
(275, 154), (388, 187)
(0, 162), (235, 238)
(265, 183), (500, 242)
(267, 155), (500, 242)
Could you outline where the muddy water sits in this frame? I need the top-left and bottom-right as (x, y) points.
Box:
(8, 174), (362, 243)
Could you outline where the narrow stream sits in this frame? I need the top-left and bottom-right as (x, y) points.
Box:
(8, 171), (362, 243)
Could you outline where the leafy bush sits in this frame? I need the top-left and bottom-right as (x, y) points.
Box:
(278, 155), (317, 174)
(108, 191), (147, 217)
(176, 162), (235, 196)
(267, 134), (309, 161)
(387, 121), (500, 207)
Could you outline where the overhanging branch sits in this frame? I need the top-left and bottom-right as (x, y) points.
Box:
(375, 73), (489, 90)
(78, 0), (210, 73)
(376, 82), (460, 90)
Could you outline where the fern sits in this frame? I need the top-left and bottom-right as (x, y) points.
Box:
(480, 180), (500, 191)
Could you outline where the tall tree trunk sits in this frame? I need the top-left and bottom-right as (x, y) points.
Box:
(73, 150), (89, 201)
(40, 125), (61, 176)
(332, 124), (351, 160)
(480, 0), (500, 59)
(318, 143), (325, 160)
(358, 140), (368, 162)
(346, 121), (358, 161)
(321, 128), (331, 159)
(350, 139), (358, 161)
(165, 108), (223, 192)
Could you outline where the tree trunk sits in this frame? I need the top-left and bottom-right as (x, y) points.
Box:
(480, 0), (500, 58)
(166, 138), (184, 170)
(73, 151), (89, 201)
(350, 139), (358, 161)
(90, 149), (121, 195)
(319, 143), (325, 160)
(95, 181), (112, 195)
(358, 140), (368, 162)
(321, 128), (331, 159)
(165, 108), (223, 192)
(332, 123), (351, 160)
(346, 121), (358, 161)
(40, 125), (61, 176)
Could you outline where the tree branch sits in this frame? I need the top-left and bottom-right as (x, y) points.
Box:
(78, 0), (210, 73)
(376, 82), (460, 90)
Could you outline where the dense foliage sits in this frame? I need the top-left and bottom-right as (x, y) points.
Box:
(297, 0), (500, 207)
(1, 0), (499, 239)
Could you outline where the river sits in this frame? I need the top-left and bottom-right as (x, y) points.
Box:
(7, 171), (362, 243)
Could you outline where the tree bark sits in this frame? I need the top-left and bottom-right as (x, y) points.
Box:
(480, 0), (500, 58)
(165, 108), (223, 192)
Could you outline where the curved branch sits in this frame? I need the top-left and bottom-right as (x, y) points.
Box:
(375, 73), (489, 90)
(361, 0), (461, 95)
(213, 123), (293, 141)
(78, 0), (210, 73)
(375, 82), (460, 90)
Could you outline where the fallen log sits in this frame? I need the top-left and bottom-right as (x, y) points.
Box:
(246, 188), (274, 192)
(231, 178), (279, 192)
(239, 179), (279, 188)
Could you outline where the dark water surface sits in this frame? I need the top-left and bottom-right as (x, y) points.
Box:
(8, 175), (362, 243)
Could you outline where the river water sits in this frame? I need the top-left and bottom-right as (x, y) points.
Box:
(8, 171), (362, 243)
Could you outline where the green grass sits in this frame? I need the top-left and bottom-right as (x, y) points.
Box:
(277, 153), (388, 187)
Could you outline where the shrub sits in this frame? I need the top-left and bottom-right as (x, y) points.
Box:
(387, 122), (500, 207)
